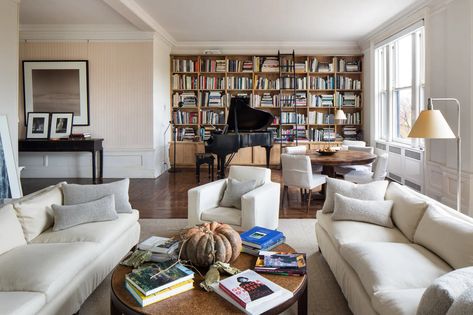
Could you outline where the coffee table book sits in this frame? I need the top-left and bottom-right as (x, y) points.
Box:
(240, 226), (284, 249)
(255, 252), (307, 276)
(241, 237), (286, 256)
(125, 280), (194, 307)
(138, 236), (179, 254)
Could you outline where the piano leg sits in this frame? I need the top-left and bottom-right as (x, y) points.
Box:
(264, 146), (272, 169)
(218, 156), (226, 179)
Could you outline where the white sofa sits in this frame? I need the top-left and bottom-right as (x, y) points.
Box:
(316, 182), (473, 315)
(0, 183), (140, 315)
(188, 165), (280, 230)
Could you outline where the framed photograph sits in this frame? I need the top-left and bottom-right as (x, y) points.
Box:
(26, 112), (50, 139)
(50, 113), (74, 139)
(0, 115), (22, 198)
(23, 60), (90, 126)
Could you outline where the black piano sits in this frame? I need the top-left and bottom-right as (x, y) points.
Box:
(205, 96), (274, 178)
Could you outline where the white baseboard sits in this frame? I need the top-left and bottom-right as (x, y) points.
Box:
(19, 148), (164, 179)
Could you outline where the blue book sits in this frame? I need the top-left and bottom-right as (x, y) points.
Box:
(240, 226), (284, 249)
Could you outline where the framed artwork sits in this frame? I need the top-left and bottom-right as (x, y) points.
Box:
(26, 112), (50, 139)
(0, 116), (22, 198)
(50, 113), (74, 139)
(23, 60), (90, 126)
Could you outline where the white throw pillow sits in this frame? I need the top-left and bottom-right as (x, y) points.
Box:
(0, 204), (26, 255)
(332, 193), (394, 228)
(447, 286), (473, 315)
(417, 267), (473, 315)
(322, 178), (389, 213)
(385, 182), (427, 241)
(13, 184), (64, 242)
(219, 178), (256, 209)
(414, 204), (473, 269)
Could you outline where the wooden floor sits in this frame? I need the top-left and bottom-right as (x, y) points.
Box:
(21, 168), (323, 219)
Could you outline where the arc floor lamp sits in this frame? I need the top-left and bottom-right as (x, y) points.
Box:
(408, 98), (461, 212)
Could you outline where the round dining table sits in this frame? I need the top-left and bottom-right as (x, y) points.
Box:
(307, 149), (377, 178)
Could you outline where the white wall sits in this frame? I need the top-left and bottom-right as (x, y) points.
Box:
(0, 0), (19, 163)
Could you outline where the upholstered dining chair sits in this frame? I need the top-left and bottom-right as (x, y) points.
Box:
(281, 153), (327, 212)
(341, 139), (367, 149)
(344, 153), (389, 183)
(335, 145), (375, 175)
(282, 145), (323, 173)
(188, 165), (280, 230)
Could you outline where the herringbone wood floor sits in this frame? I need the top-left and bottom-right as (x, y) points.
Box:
(21, 169), (323, 219)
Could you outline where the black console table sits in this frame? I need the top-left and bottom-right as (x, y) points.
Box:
(19, 138), (104, 183)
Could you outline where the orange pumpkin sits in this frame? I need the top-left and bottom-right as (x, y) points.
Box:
(180, 222), (242, 267)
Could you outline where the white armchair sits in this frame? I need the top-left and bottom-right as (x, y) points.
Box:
(188, 165), (280, 230)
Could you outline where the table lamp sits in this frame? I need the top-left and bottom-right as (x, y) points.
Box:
(408, 98), (461, 212)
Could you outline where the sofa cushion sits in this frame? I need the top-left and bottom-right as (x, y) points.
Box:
(63, 179), (132, 213)
(13, 183), (64, 242)
(372, 288), (425, 315)
(414, 205), (473, 269)
(201, 207), (241, 226)
(0, 204), (26, 255)
(32, 210), (139, 247)
(316, 211), (409, 250)
(447, 286), (473, 315)
(332, 193), (394, 228)
(0, 291), (46, 315)
(385, 182), (427, 241)
(417, 267), (473, 315)
(0, 242), (98, 301)
(322, 178), (388, 213)
(340, 242), (452, 296)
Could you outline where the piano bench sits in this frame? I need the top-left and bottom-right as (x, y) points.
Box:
(195, 153), (215, 183)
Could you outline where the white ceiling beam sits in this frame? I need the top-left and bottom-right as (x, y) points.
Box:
(102, 0), (176, 46)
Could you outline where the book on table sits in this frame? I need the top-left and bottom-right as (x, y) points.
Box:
(241, 236), (286, 256)
(125, 261), (194, 297)
(212, 269), (293, 314)
(255, 251), (306, 276)
(126, 279), (194, 307)
(138, 236), (179, 254)
(240, 226), (284, 249)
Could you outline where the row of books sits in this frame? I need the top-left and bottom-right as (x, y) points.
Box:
(308, 112), (335, 125)
(173, 112), (198, 125)
(255, 57), (279, 72)
(338, 59), (361, 72)
(172, 92), (197, 107)
(228, 59), (253, 72)
(174, 127), (196, 141)
(280, 93), (307, 107)
(336, 92), (361, 107)
(281, 112), (306, 124)
(337, 76), (362, 90)
(280, 76), (307, 90)
(201, 110), (225, 125)
(172, 59), (196, 73)
(227, 76), (253, 90)
(311, 94), (334, 107)
(309, 76), (335, 90)
(343, 126), (358, 139)
(200, 76), (225, 90)
(254, 76), (279, 90)
(345, 112), (361, 125)
(201, 91), (226, 107)
(280, 59), (307, 73)
(254, 93), (278, 107)
(172, 74), (197, 90)
(307, 128), (336, 141)
(201, 59), (226, 72)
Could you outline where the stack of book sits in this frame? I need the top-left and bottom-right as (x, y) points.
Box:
(255, 251), (307, 276)
(172, 92), (197, 107)
(70, 132), (91, 139)
(125, 261), (194, 307)
(260, 57), (280, 72)
(240, 226), (286, 256)
(138, 236), (179, 262)
(343, 126), (358, 139)
(201, 91), (226, 107)
(211, 269), (293, 314)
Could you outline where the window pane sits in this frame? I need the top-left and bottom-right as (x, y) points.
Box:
(394, 88), (412, 139)
(396, 35), (412, 88)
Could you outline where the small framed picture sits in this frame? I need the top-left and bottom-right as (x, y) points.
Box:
(26, 112), (50, 139)
(50, 113), (74, 139)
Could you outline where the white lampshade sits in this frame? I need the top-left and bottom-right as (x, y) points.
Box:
(334, 109), (347, 120)
(408, 109), (456, 139)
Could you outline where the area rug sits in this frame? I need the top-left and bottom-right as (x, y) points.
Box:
(80, 219), (351, 315)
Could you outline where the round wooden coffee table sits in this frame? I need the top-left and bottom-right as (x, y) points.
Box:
(111, 243), (308, 315)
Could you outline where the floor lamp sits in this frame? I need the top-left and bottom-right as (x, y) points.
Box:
(408, 98), (461, 212)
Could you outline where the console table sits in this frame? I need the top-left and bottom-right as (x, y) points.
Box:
(19, 138), (104, 183)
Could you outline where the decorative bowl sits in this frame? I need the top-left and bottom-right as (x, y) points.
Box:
(316, 150), (337, 156)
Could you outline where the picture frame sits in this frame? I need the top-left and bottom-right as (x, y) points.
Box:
(23, 60), (90, 126)
(50, 112), (74, 139)
(26, 112), (50, 139)
(0, 115), (22, 198)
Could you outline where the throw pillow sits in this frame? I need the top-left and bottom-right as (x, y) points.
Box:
(219, 178), (257, 209)
(385, 182), (428, 241)
(321, 178), (389, 213)
(0, 204), (26, 255)
(447, 286), (473, 315)
(52, 195), (118, 231)
(332, 193), (394, 228)
(62, 178), (132, 213)
(13, 183), (64, 241)
(417, 267), (473, 315)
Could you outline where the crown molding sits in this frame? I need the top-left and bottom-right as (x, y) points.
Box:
(20, 24), (154, 41)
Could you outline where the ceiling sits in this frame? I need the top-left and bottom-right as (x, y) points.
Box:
(20, 0), (425, 44)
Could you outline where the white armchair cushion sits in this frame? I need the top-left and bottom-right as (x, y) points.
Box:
(188, 179), (227, 227)
(0, 204), (26, 255)
(201, 207), (241, 226)
(372, 289), (425, 315)
(219, 178), (257, 209)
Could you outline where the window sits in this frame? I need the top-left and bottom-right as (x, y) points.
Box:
(375, 24), (425, 145)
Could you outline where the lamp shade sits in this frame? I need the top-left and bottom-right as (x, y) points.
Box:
(334, 109), (347, 120)
(408, 109), (456, 139)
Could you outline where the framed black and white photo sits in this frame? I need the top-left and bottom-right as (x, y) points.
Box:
(0, 115), (22, 198)
(26, 112), (50, 139)
(50, 113), (74, 139)
(23, 60), (90, 126)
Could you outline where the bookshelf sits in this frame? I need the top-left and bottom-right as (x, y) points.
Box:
(170, 54), (363, 166)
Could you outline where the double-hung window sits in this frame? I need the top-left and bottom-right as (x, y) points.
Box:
(375, 22), (425, 146)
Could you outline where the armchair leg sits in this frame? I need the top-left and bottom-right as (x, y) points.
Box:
(307, 190), (312, 213)
(283, 185), (289, 209)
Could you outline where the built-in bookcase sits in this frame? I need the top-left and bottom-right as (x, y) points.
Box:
(170, 53), (363, 144)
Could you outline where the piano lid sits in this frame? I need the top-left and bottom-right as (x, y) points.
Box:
(226, 96), (274, 133)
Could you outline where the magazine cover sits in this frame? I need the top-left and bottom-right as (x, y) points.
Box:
(260, 252), (306, 268)
(138, 236), (179, 253)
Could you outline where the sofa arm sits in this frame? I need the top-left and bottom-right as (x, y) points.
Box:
(187, 179), (226, 227)
(241, 182), (280, 230)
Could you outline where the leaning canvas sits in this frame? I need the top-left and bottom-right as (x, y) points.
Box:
(0, 116), (22, 198)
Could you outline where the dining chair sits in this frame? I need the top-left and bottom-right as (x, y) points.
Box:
(282, 145), (322, 173)
(335, 145), (374, 175)
(281, 153), (327, 212)
(341, 140), (366, 150)
(344, 153), (389, 183)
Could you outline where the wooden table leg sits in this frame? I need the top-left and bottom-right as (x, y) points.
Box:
(298, 282), (308, 315)
(92, 150), (96, 184)
(99, 149), (104, 182)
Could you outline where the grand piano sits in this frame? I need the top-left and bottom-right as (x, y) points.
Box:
(205, 96), (274, 178)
